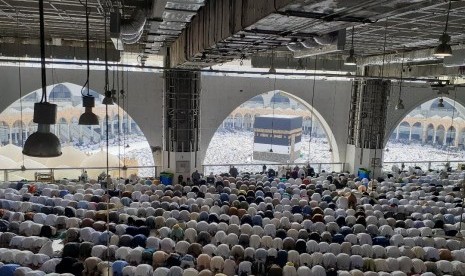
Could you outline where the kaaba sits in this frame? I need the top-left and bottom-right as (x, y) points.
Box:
(253, 115), (303, 163)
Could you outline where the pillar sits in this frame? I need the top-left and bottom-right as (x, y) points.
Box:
(163, 70), (201, 181)
(443, 131), (448, 146)
(128, 118), (132, 133)
(67, 124), (71, 142)
(433, 129), (437, 143)
(455, 130), (460, 147)
(345, 79), (390, 178)
(422, 127), (427, 143)
(396, 127), (400, 140)
(408, 128), (412, 142)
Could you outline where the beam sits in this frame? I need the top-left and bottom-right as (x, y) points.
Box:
(364, 62), (463, 79)
(0, 43), (121, 62)
(168, 0), (296, 68)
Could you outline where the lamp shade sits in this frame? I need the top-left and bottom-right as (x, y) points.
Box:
(102, 90), (114, 105)
(79, 95), (99, 125)
(23, 102), (61, 158)
(434, 43), (452, 57)
(344, 49), (357, 66)
(434, 33), (452, 57)
(23, 124), (62, 157)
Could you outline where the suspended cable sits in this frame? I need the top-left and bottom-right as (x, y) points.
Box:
(308, 56), (318, 164)
(16, 11), (25, 168)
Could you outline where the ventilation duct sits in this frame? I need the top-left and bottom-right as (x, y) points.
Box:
(287, 42), (306, 52)
(121, 9), (147, 45)
(292, 29), (346, 58)
(313, 31), (339, 45)
(301, 38), (319, 49)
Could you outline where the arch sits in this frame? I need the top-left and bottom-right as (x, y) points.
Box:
(397, 122), (411, 140)
(11, 120), (26, 146)
(0, 82), (155, 177)
(385, 95), (465, 146)
(436, 125), (446, 145)
(446, 126), (456, 146)
(244, 113), (253, 130)
(411, 122), (422, 142)
(204, 90), (339, 167)
(425, 123), (435, 144)
(233, 113), (243, 129)
(0, 121), (10, 145)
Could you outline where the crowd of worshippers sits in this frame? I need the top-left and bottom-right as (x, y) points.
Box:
(0, 167), (463, 276)
(227, 165), (317, 180)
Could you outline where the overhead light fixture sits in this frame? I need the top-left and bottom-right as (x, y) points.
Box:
(395, 99), (405, 110)
(434, 1), (453, 58)
(102, 90), (114, 105)
(79, 0), (99, 125)
(344, 27), (357, 66)
(438, 98), (445, 108)
(102, 11), (114, 106)
(79, 96), (99, 125)
(23, 0), (62, 158)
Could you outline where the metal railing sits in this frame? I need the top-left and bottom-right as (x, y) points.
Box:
(383, 160), (465, 171)
(0, 165), (161, 182)
(202, 162), (345, 175)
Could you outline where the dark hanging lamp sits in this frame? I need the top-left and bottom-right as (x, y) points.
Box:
(434, 0), (453, 58)
(102, 11), (114, 106)
(344, 27), (357, 66)
(23, 0), (62, 157)
(79, 0), (99, 125)
(395, 50), (405, 110)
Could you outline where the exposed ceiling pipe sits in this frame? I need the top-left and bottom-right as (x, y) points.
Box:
(121, 9), (146, 44)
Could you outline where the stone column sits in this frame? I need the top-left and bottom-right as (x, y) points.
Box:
(396, 127), (400, 140)
(408, 128), (412, 142)
(433, 129), (437, 144)
(455, 130), (461, 147)
(345, 79), (390, 178)
(443, 131), (448, 146)
(422, 127), (427, 143)
(163, 70), (201, 181)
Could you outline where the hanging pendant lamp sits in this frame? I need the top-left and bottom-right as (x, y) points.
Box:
(79, 0), (99, 125)
(102, 11), (114, 106)
(344, 27), (357, 66)
(23, 0), (62, 157)
(434, 1), (453, 57)
(396, 50), (405, 110)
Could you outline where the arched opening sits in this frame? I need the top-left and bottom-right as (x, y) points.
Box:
(426, 124), (435, 144)
(411, 122), (422, 142)
(446, 126), (456, 146)
(0, 122), (9, 145)
(398, 122), (411, 141)
(385, 97), (465, 167)
(436, 125), (446, 145)
(204, 90), (336, 174)
(11, 120), (26, 147)
(0, 82), (154, 178)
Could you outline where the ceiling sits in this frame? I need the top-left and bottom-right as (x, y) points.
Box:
(0, 0), (463, 69)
